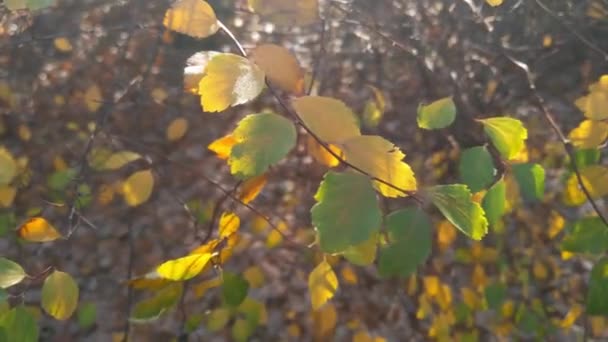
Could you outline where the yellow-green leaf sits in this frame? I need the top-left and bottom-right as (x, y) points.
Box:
(0, 258), (26, 289)
(41, 270), (79, 320)
(0, 186), (17, 208)
(0, 147), (17, 185)
(166, 117), (189, 142)
(130, 283), (183, 323)
(292, 96), (361, 143)
(308, 260), (338, 310)
(428, 184), (489, 240)
(341, 233), (378, 266)
(479, 117), (528, 160)
(251, 44), (304, 95)
(362, 86), (386, 128)
(340, 135), (417, 197)
(17, 217), (62, 242)
(198, 53), (265, 112)
(417, 97), (456, 130)
(228, 112), (297, 179)
(563, 165), (608, 203)
(121, 169), (154, 207)
(486, 0), (503, 6)
(156, 253), (214, 281)
(163, 0), (219, 39)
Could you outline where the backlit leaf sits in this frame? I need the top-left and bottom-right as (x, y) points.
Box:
(156, 253), (214, 281)
(417, 97), (456, 130)
(479, 117), (528, 160)
(247, 0), (318, 26)
(561, 217), (608, 255)
(130, 283), (183, 323)
(459, 146), (496, 192)
(306, 136), (341, 167)
(0, 147), (17, 185)
(77, 302), (97, 329)
(17, 217), (62, 242)
(576, 88), (608, 121)
(587, 258), (608, 315)
(0, 306), (38, 342)
(340, 135), (417, 197)
(251, 44), (304, 95)
(184, 51), (221, 94)
(481, 179), (506, 227)
(308, 260), (338, 310)
(428, 184), (489, 240)
(312, 301), (337, 340)
(362, 85), (386, 128)
(208, 134), (237, 160)
(222, 272), (249, 307)
(378, 208), (432, 277)
(198, 53), (265, 112)
(163, 0), (219, 39)
(486, 0), (503, 6)
(0, 258), (26, 289)
(219, 212), (240, 238)
(166, 117), (188, 141)
(41, 270), (79, 320)
(341, 233), (377, 266)
(292, 96), (361, 143)
(512, 163), (545, 202)
(228, 113), (296, 179)
(238, 174), (267, 204)
(311, 171), (382, 253)
(121, 169), (154, 207)
(569, 120), (608, 148)
(563, 165), (608, 204)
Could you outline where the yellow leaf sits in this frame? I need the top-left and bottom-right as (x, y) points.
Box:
(340, 266), (358, 285)
(238, 174), (267, 204)
(151, 87), (168, 104)
(547, 211), (565, 239)
(193, 277), (222, 298)
(591, 316), (606, 336)
(219, 212), (240, 238)
(243, 266), (265, 288)
(163, 0), (219, 38)
(472, 264), (487, 290)
(183, 51), (221, 94)
(17, 217), (62, 242)
(0, 146), (17, 185)
(362, 85), (386, 128)
(562, 165), (608, 205)
(340, 135), (417, 197)
(501, 300), (515, 318)
(128, 274), (170, 290)
(0, 185), (16, 207)
(532, 260), (548, 281)
(266, 221), (288, 248)
(18, 124), (31, 141)
(292, 96), (361, 143)
(312, 302), (337, 342)
(198, 53), (265, 112)
(97, 184), (115, 206)
(437, 220), (457, 251)
(121, 170), (154, 207)
(568, 120), (608, 148)
(461, 287), (480, 310)
(486, 0), (503, 6)
(424, 276), (440, 297)
(308, 260), (338, 310)
(156, 253), (214, 281)
(84, 84), (102, 112)
(560, 304), (583, 329)
(53, 37), (72, 52)
(95, 150), (142, 171)
(436, 284), (453, 310)
(307, 135), (341, 167)
(576, 90), (608, 121)
(561, 251), (574, 260)
(352, 330), (387, 342)
(41, 270), (79, 320)
(251, 44), (305, 95)
(208, 134), (237, 159)
(248, 0), (318, 26)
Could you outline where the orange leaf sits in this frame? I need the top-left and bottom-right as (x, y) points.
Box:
(208, 134), (237, 160)
(17, 217), (62, 242)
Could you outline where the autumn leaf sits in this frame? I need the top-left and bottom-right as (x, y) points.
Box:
(251, 44), (305, 95)
(0, 258), (26, 289)
(156, 253), (214, 281)
(121, 170), (154, 207)
(247, 0), (318, 26)
(17, 217), (62, 242)
(41, 270), (79, 320)
(308, 260), (338, 310)
(479, 117), (528, 160)
(292, 96), (361, 143)
(208, 134), (237, 160)
(163, 0), (219, 39)
(417, 97), (456, 130)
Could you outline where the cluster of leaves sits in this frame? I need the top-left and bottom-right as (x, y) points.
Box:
(2, 0), (608, 340)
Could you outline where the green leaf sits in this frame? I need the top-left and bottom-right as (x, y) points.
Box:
(229, 113), (297, 179)
(428, 184), (489, 240)
(517, 306), (540, 334)
(587, 258), (608, 315)
(311, 171), (382, 253)
(41, 270), (79, 320)
(232, 318), (255, 342)
(459, 146), (496, 193)
(77, 302), (97, 329)
(0, 306), (38, 342)
(222, 273), (249, 308)
(561, 217), (608, 255)
(0, 258), (25, 289)
(479, 117), (528, 160)
(485, 283), (507, 310)
(47, 168), (77, 191)
(572, 148), (600, 169)
(417, 97), (456, 130)
(0, 147), (17, 186)
(130, 283), (183, 323)
(512, 163), (545, 202)
(378, 208), (432, 277)
(481, 179), (506, 227)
